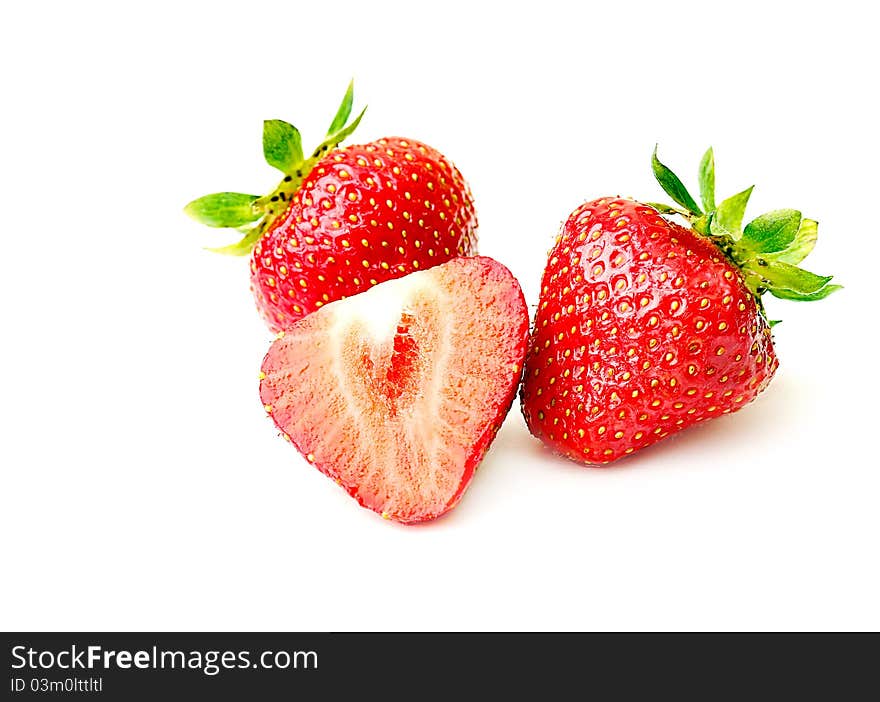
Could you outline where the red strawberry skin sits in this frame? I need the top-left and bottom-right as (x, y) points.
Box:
(251, 137), (477, 332)
(259, 256), (528, 523)
(520, 197), (778, 465)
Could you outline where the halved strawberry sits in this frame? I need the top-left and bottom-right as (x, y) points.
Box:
(259, 256), (528, 523)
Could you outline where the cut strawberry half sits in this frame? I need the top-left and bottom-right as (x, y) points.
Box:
(259, 256), (529, 523)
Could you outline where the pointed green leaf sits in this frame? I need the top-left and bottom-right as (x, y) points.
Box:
(327, 80), (354, 136)
(263, 119), (303, 174)
(747, 258), (832, 294)
(769, 284), (842, 301)
(698, 147), (715, 212)
(184, 192), (261, 228)
(651, 146), (702, 215)
(771, 218), (818, 265)
(329, 105), (366, 144)
(204, 224), (265, 256)
(742, 209), (802, 253)
(769, 319), (783, 327)
(713, 185), (754, 238)
(310, 106), (367, 160)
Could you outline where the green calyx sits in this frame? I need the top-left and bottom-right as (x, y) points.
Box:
(649, 146), (841, 312)
(183, 80), (366, 256)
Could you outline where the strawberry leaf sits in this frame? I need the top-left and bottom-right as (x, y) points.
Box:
(769, 284), (842, 301)
(205, 224), (266, 256)
(698, 147), (715, 212)
(327, 79), (354, 136)
(748, 258), (832, 294)
(184, 192), (261, 228)
(713, 185), (754, 238)
(769, 218), (818, 265)
(652, 146), (702, 215)
(742, 209), (802, 253)
(263, 119), (303, 174)
(312, 106), (367, 159)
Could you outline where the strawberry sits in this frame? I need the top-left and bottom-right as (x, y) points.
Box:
(259, 256), (529, 523)
(185, 82), (477, 332)
(520, 148), (839, 465)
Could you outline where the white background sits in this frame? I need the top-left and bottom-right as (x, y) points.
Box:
(2, 1), (878, 631)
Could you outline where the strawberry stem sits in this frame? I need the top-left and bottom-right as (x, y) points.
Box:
(185, 81), (367, 257)
(650, 146), (841, 314)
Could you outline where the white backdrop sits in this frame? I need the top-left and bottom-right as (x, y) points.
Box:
(2, 0), (877, 631)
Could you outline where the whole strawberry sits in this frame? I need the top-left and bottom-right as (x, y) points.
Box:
(520, 148), (839, 464)
(185, 82), (477, 332)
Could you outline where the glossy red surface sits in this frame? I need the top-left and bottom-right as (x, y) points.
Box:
(521, 197), (778, 465)
(251, 137), (477, 332)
